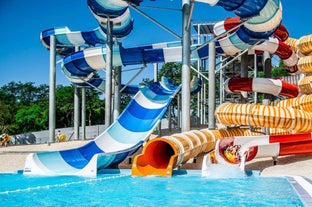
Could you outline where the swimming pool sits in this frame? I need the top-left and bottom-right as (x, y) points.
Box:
(0, 170), (311, 206)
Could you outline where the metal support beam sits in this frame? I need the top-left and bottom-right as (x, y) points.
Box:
(81, 87), (86, 140)
(74, 86), (80, 140)
(208, 41), (216, 129)
(113, 66), (121, 120)
(181, 0), (191, 132)
(263, 51), (272, 100)
(214, 48), (249, 74)
(153, 63), (158, 82)
(74, 46), (80, 140)
(49, 35), (56, 144)
(214, 39), (262, 74)
(120, 65), (146, 93)
(177, 93), (181, 129)
(129, 4), (181, 40)
(219, 56), (224, 105)
(105, 20), (113, 129)
(254, 54), (258, 103)
(240, 53), (248, 102)
(191, 18), (250, 53)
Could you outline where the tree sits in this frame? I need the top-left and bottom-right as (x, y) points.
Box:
(0, 82), (49, 134)
(0, 100), (11, 133)
(85, 89), (105, 126)
(272, 61), (290, 78)
(14, 103), (48, 132)
(55, 85), (75, 127)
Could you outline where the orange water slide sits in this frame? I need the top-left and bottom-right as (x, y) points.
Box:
(131, 128), (258, 176)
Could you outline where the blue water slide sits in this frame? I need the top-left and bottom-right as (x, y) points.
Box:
(23, 77), (181, 176)
(40, 0), (135, 53)
(58, 41), (206, 94)
(40, 0), (208, 90)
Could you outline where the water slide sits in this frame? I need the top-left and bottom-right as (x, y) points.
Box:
(201, 92), (312, 174)
(131, 0), (310, 176)
(224, 77), (299, 98)
(213, 17), (298, 70)
(201, 33), (312, 177)
(285, 34), (312, 94)
(24, 77), (181, 176)
(132, 127), (257, 176)
(201, 133), (312, 176)
(40, 0), (138, 88)
(204, 0), (299, 96)
(132, 95), (312, 176)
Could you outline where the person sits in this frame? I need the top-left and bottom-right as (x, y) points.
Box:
(56, 130), (61, 139)
(1, 133), (11, 147)
(224, 145), (241, 163)
(56, 130), (66, 142)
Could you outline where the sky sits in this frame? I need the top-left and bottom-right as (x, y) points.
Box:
(0, 0), (311, 88)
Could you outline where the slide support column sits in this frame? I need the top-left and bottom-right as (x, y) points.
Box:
(263, 51), (272, 100)
(81, 87), (86, 140)
(74, 46), (80, 140)
(49, 35), (56, 144)
(74, 86), (80, 140)
(105, 20), (113, 128)
(241, 53), (248, 103)
(208, 40), (216, 129)
(181, 0), (191, 132)
(114, 66), (121, 120)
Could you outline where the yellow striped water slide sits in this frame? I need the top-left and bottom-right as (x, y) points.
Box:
(286, 35), (312, 93)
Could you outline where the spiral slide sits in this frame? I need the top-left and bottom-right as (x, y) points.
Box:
(40, 0), (205, 92)
(208, 2), (299, 96)
(23, 78), (181, 176)
(213, 17), (298, 70)
(217, 18), (299, 96)
(201, 133), (312, 176)
(40, 0), (139, 88)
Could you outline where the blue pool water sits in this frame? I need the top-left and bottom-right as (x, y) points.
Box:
(0, 170), (307, 207)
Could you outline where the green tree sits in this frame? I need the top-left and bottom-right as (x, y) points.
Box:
(272, 61), (290, 78)
(0, 82), (49, 134)
(85, 89), (105, 126)
(55, 85), (75, 127)
(14, 103), (48, 132)
(0, 100), (11, 133)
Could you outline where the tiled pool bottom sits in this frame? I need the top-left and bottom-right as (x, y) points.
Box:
(0, 170), (312, 206)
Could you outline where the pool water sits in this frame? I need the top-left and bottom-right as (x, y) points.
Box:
(0, 170), (307, 207)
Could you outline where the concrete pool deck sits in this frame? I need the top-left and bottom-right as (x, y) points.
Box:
(1, 139), (312, 181)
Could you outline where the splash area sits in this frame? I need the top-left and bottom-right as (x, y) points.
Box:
(0, 170), (309, 207)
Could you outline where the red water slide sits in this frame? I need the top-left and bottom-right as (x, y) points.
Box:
(214, 17), (298, 72)
(204, 133), (312, 167)
(224, 77), (299, 98)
